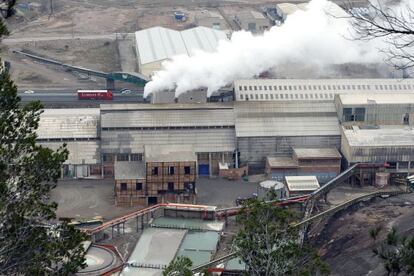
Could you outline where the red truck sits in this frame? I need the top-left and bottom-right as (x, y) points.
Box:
(77, 90), (113, 100)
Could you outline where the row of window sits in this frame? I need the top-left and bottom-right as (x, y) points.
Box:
(238, 83), (414, 92)
(119, 182), (194, 192)
(102, 125), (234, 131)
(37, 137), (98, 142)
(151, 166), (192, 176)
(103, 153), (142, 162)
(240, 92), (334, 101)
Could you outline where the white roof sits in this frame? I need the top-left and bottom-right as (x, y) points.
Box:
(342, 125), (414, 147)
(234, 79), (414, 102)
(338, 93), (414, 105)
(135, 26), (227, 65)
(285, 176), (320, 191)
(277, 3), (306, 15)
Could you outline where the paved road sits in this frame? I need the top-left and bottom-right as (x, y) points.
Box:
(3, 34), (119, 44)
(18, 88), (145, 104)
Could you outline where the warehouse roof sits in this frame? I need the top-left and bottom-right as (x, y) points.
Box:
(114, 161), (145, 180)
(101, 103), (235, 128)
(145, 145), (197, 162)
(236, 10), (267, 21)
(135, 26), (227, 65)
(267, 157), (298, 168)
(195, 10), (224, 20)
(293, 148), (341, 159)
(277, 3), (306, 15)
(37, 108), (100, 139)
(337, 93), (414, 105)
(285, 176), (320, 191)
(235, 101), (339, 137)
(100, 102), (233, 111)
(234, 79), (414, 102)
(342, 125), (414, 147)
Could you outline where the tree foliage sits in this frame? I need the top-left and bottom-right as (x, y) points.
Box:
(371, 228), (414, 276)
(349, 0), (414, 69)
(163, 256), (193, 276)
(0, 7), (86, 274)
(234, 199), (329, 276)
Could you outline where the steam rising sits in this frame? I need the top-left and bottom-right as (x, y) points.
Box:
(144, 0), (386, 98)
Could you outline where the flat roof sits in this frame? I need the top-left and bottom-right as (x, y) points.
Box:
(338, 93), (414, 105)
(293, 148), (341, 159)
(114, 161), (145, 180)
(285, 176), (320, 191)
(145, 145), (196, 162)
(100, 102), (233, 111)
(267, 157), (298, 168)
(342, 125), (414, 147)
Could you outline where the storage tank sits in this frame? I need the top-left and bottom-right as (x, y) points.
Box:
(375, 172), (390, 188)
(257, 180), (285, 200)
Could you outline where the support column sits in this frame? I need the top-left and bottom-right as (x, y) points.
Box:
(136, 217), (139, 232)
(235, 150), (239, 169)
(141, 215), (144, 230)
(208, 153), (212, 178)
(106, 78), (115, 90)
(222, 152), (225, 164)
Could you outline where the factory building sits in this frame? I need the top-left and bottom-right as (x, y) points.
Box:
(335, 93), (414, 126)
(266, 148), (341, 183)
(234, 10), (271, 33)
(195, 10), (228, 30)
(135, 26), (227, 77)
(235, 101), (341, 172)
(341, 125), (414, 186)
(36, 109), (101, 178)
(114, 161), (146, 206)
(100, 103), (236, 177)
(234, 79), (414, 102)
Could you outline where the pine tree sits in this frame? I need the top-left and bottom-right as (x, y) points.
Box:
(0, 13), (86, 275)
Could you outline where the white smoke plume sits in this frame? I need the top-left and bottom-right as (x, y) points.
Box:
(144, 0), (387, 98)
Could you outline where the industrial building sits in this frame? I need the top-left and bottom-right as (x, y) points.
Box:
(36, 108), (101, 178)
(234, 10), (271, 33)
(234, 79), (414, 102)
(195, 10), (228, 30)
(135, 26), (228, 77)
(284, 175), (320, 197)
(100, 103), (236, 177)
(114, 161), (146, 206)
(266, 148), (341, 183)
(235, 101), (341, 171)
(335, 93), (414, 126)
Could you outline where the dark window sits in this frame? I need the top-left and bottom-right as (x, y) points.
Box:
(102, 153), (114, 162)
(343, 108), (353, 121)
(404, 113), (410, 125)
(184, 166), (191, 175)
(117, 154), (129, 161)
(169, 166), (175, 175)
(136, 182), (142, 191)
(130, 154), (142, 161)
(168, 182), (174, 191)
(184, 182), (194, 191)
(354, 108), (365, 121)
(239, 86), (242, 91)
(120, 183), (127, 191)
(152, 167), (159, 176)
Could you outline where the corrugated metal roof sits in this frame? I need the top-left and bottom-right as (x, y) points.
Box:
(285, 176), (320, 191)
(135, 26), (227, 65)
(39, 141), (100, 164)
(100, 102), (233, 111)
(114, 161), (145, 180)
(37, 108), (100, 139)
(235, 101), (339, 137)
(342, 125), (414, 147)
(293, 147), (341, 159)
(101, 108), (235, 128)
(135, 27), (187, 65)
(267, 156), (298, 168)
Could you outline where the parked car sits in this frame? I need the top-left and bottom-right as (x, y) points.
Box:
(120, 89), (132, 94)
(24, 90), (35, 94)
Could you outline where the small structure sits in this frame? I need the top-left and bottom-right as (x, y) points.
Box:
(195, 10), (227, 30)
(145, 145), (197, 205)
(218, 162), (248, 180)
(234, 10), (271, 33)
(266, 147), (341, 183)
(257, 180), (285, 200)
(285, 176), (320, 197)
(114, 161), (146, 206)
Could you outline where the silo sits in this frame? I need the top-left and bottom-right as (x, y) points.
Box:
(257, 180), (285, 200)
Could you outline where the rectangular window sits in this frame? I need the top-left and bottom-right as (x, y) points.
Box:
(168, 182), (174, 192)
(403, 113), (409, 125)
(117, 154), (129, 161)
(152, 167), (159, 176)
(102, 153), (114, 162)
(254, 86), (257, 90)
(279, 86), (282, 90)
(269, 86), (273, 90)
(259, 86), (262, 90)
(120, 183), (127, 191)
(284, 85), (288, 90)
(260, 94), (264, 99)
(136, 182), (142, 191)
(244, 85), (248, 90)
(130, 154), (142, 161)
(249, 86), (252, 90)
(264, 86), (267, 90)
(240, 94), (244, 100)
(265, 94), (269, 99)
(184, 166), (191, 175)
(168, 166), (175, 175)
(255, 94), (258, 99)
(239, 86), (242, 91)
